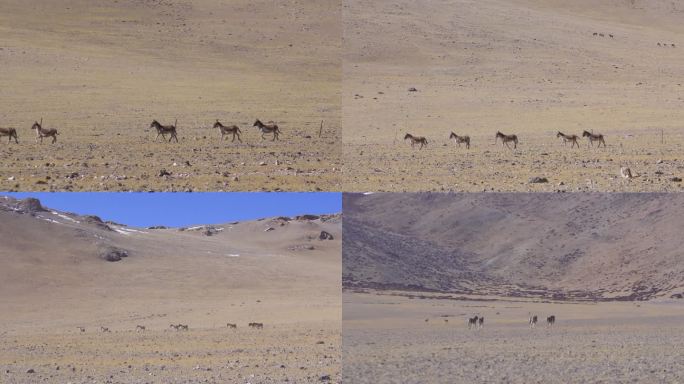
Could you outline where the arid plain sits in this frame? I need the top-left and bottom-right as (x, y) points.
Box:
(343, 193), (684, 383)
(0, 196), (341, 383)
(0, 0), (340, 192)
(343, 0), (684, 192)
(344, 292), (684, 384)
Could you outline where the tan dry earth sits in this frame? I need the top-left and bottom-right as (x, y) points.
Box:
(343, 0), (684, 192)
(343, 291), (684, 384)
(0, 0), (340, 192)
(0, 196), (341, 383)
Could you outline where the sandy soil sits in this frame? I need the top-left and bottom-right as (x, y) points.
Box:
(0, 197), (342, 383)
(342, 0), (684, 192)
(0, 0), (341, 192)
(343, 291), (684, 383)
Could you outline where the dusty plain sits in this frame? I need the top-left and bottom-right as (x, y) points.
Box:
(342, 0), (684, 192)
(0, 0), (341, 192)
(343, 291), (684, 384)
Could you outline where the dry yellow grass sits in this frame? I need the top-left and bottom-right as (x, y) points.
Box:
(0, 0), (341, 191)
(342, 0), (684, 192)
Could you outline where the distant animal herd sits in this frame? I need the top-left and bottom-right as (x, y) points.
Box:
(74, 321), (265, 334)
(0, 118), (282, 144)
(424, 314), (556, 330)
(590, 31), (676, 47)
(404, 130), (607, 150)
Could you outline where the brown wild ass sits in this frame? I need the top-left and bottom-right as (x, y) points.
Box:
(495, 131), (518, 149)
(556, 132), (580, 148)
(404, 133), (427, 149)
(31, 119), (58, 144)
(529, 315), (538, 328)
(253, 119), (281, 140)
(582, 130), (606, 148)
(0, 127), (18, 143)
(449, 132), (470, 149)
(213, 120), (242, 142)
(150, 120), (179, 142)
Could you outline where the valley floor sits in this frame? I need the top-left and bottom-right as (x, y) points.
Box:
(0, 321), (339, 384)
(343, 291), (684, 384)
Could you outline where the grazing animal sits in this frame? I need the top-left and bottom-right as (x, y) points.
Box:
(248, 322), (264, 329)
(467, 316), (479, 329)
(31, 120), (58, 144)
(556, 131), (580, 148)
(478, 316), (484, 329)
(449, 132), (470, 149)
(213, 120), (242, 142)
(178, 324), (188, 331)
(150, 120), (179, 142)
(253, 119), (281, 141)
(136, 325), (146, 332)
(609, 34), (614, 38)
(100, 327), (110, 333)
(582, 130), (606, 148)
(226, 323), (237, 329)
(0, 127), (18, 143)
(672, 44), (676, 48)
(404, 133), (428, 149)
(425, 319), (429, 322)
(592, 32), (597, 36)
(495, 131), (518, 149)
(599, 33), (604, 37)
(529, 315), (538, 328)
(444, 319), (448, 323)
(547, 315), (556, 326)
(77, 327), (86, 333)
(658, 42), (662, 46)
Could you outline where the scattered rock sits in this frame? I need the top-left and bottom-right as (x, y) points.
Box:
(81, 215), (113, 231)
(408, 87), (418, 92)
(320, 375), (331, 381)
(319, 231), (334, 240)
(26, 369), (35, 374)
(98, 246), (129, 262)
(17, 198), (45, 214)
(670, 177), (682, 182)
(158, 169), (171, 177)
(296, 214), (320, 221)
(264, 227), (275, 232)
(528, 177), (548, 184)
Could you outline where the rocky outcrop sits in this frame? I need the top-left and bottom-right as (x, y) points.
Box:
(98, 246), (129, 262)
(319, 231), (334, 240)
(80, 215), (113, 231)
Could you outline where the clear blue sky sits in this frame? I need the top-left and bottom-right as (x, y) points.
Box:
(4, 193), (341, 227)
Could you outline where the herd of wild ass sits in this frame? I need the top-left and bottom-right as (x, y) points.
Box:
(424, 314), (556, 330)
(404, 130), (607, 150)
(74, 322), (265, 334)
(0, 118), (282, 144)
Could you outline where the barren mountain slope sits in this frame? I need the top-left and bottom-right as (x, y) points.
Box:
(343, 193), (684, 300)
(0, 196), (341, 382)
